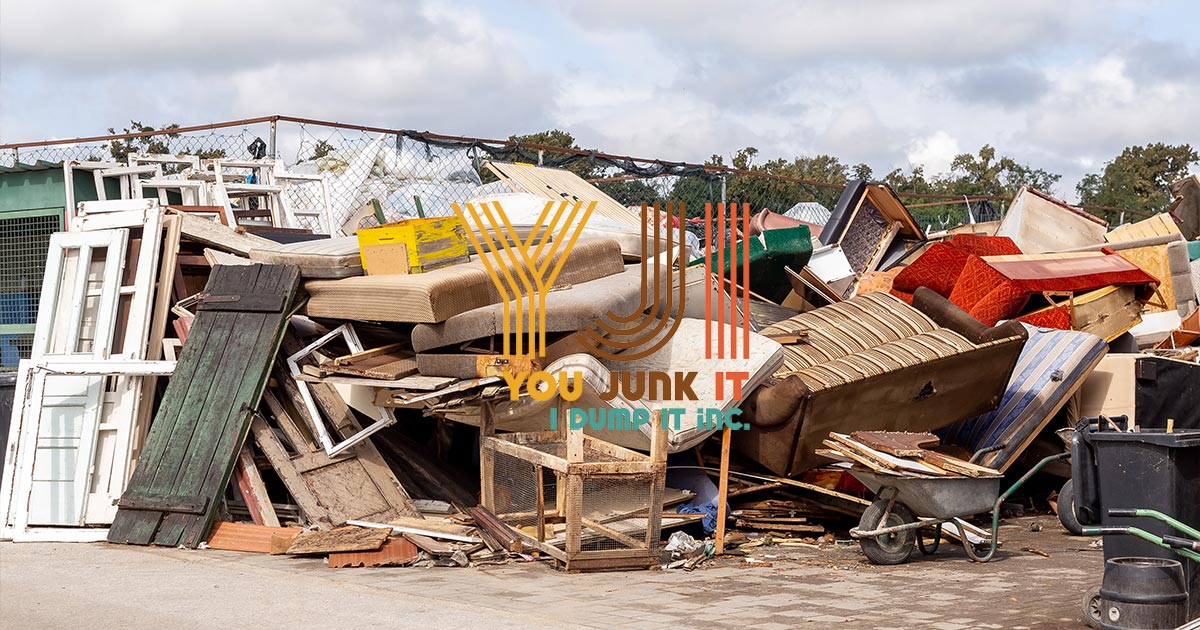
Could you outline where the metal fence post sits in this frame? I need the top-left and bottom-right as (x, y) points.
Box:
(720, 174), (727, 204)
(269, 119), (278, 159)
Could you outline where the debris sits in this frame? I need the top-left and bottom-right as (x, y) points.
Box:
(1021, 547), (1051, 558)
(286, 526), (391, 555)
(328, 537), (420, 568)
(206, 522), (302, 554)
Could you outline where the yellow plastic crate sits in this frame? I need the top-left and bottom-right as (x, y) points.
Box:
(356, 216), (470, 274)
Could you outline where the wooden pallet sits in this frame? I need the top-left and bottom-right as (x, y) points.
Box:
(107, 264), (301, 547)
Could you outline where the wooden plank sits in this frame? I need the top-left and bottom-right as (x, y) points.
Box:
(286, 526), (390, 555)
(327, 343), (418, 380)
(107, 264), (301, 548)
(470, 506), (522, 553)
(206, 521), (301, 554)
(232, 446), (280, 527)
(176, 211), (278, 255)
(734, 519), (825, 534)
(850, 431), (939, 458)
(715, 425), (732, 554)
(328, 538), (419, 568)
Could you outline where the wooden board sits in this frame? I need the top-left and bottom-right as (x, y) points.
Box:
(328, 537), (419, 568)
(328, 343), (418, 380)
(484, 161), (641, 226)
(206, 521), (301, 554)
(286, 525), (390, 555)
(850, 431), (939, 457)
(107, 264), (301, 548)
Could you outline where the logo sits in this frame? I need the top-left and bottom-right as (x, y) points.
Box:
(454, 198), (755, 433)
(580, 202), (688, 361)
(452, 199), (595, 357)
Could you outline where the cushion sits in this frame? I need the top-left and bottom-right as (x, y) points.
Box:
(303, 238), (625, 323)
(891, 242), (971, 296)
(790, 328), (978, 393)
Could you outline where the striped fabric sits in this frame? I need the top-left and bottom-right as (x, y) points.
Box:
(937, 324), (1108, 469)
(792, 328), (980, 392)
(764, 292), (938, 376)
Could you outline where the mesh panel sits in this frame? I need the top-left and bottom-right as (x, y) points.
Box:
(0, 212), (59, 369)
(579, 474), (659, 552)
(488, 437), (663, 556)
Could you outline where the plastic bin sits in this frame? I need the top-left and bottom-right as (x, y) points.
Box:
(1072, 419), (1200, 618)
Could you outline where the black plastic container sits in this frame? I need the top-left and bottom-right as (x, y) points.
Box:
(1073, 420), (1200, 619)
(1099, 557), (1189, 630)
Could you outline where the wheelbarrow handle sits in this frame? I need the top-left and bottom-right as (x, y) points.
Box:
(968, 443), (1007, 465)
(1106, 508), (1200, 540)
(1164, 535), (1200, 553)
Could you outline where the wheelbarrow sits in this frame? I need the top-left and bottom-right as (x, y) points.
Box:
(848, 449), (1069, 565)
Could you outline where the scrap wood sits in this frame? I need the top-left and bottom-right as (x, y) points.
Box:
(850, 431), (939, 457)
(328, 538), (420, 568)
(206, 522), (302, 554)
(1021, 547), (1051, 558)
(386, 516), (477, 539)
(826, 434), (953, 476)
(327, 342), (418, 380)
(469, 506), (523, 553)
(286, 526), (391, 555)
(734, 519), (825, 534)
(347, 519), (482, 543)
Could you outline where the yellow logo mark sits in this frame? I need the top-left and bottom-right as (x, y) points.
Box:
(580, 203), (688, 361)
(452, 199), (596, 357)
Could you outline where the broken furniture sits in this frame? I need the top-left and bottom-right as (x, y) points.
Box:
(691, 224), (814, 303)
(479, 400), (671, 572)
(821, 180), (926, 296)
(736, 288), (1028, 476)
(248, 236), (364, 278)
(996, 186), (1108, 253)
(355, 215), (469, 275)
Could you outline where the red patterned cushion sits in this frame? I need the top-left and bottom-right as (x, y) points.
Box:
(948, 234), (1022, 257)
(1018, 305), (1072, 330)
(891, 243), (971, 296)
(949, 256), (1030, 325)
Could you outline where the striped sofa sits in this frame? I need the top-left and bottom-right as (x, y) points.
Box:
(735, 288), (1029, 476)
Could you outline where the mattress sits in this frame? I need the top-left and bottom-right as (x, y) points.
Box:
(411, 263), (646, 352)
(302, 238), (625, 323)
(472, 318), (784, 453)
(249, 236), (363, 278)
(937, 324), (1108, 471)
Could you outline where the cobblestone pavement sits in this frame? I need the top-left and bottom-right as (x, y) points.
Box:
(1, 516), (1103, 629)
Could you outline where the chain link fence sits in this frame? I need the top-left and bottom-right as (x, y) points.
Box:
(1, 116), (977, 233)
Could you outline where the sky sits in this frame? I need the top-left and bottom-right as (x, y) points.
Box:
(1, 0), (1198, 201)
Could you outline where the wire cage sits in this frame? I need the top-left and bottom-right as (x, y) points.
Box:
(480, 400), (668, 572)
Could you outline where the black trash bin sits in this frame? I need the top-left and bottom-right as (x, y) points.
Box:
(1072, 418), (1200, 619)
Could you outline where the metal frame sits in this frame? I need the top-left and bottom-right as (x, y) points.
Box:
(286, 324), (397, 457)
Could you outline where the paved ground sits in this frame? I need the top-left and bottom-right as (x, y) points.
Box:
(1, 516), (1103, 629)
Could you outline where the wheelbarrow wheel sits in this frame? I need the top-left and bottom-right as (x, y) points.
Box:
(1057, 479), (1083, 535)
(858, 499), (917, 565)
(1081, 585), (1102, 628)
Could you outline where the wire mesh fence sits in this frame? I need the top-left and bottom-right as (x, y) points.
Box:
(1, 116), (981, 232)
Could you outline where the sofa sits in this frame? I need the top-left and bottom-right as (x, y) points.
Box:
(734, 287), (1029, 476)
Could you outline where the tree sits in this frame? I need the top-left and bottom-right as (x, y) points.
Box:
(942, 145), (1060, 197)
(1077, 143), (1199, 220)
(720, 147), (850, 213)
(106, 121), (180, 162)
(104, 120), (226, 168)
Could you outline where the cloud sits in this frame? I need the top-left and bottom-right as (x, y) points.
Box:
(944, 66), (1050, 108)
(907, 131), (961, 176)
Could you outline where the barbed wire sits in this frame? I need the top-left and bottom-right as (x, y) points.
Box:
(1, 116), (1141, 231)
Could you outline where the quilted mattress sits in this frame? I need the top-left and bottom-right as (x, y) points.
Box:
(302, 238), (625, 323)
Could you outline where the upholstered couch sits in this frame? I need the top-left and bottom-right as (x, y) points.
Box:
(735, 287), (1029, 476)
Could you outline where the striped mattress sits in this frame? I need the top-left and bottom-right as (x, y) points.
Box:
(937, 324), (1108, 470)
